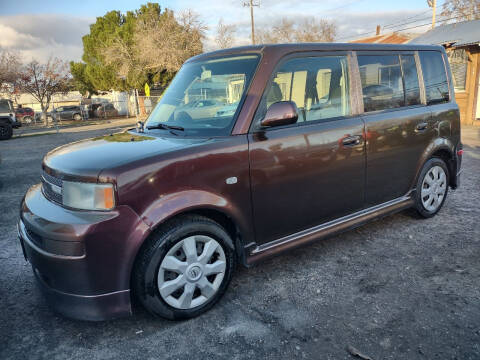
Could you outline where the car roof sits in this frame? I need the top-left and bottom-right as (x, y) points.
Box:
(187, 43), (445, 63)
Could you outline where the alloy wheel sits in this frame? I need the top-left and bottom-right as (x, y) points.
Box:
(157, 235), (226, 310)
(421, 165), (447, 212)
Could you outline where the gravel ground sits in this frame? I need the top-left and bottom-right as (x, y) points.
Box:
(0, 125), (479, 360)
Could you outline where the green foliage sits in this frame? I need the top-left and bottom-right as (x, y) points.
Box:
(69, 61), (96, 96)
(70, 3), (203, 93)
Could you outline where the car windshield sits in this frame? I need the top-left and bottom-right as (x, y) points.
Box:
(145, 54), (260, 136)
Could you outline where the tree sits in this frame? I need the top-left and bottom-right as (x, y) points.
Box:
(69, 61), (96, 97)
(18, 58), (71, 125)
(0, 50), (21, 96)
(71, 3), (205, 93)
(215, 18), (236, 49)
(441, 0), (480, 22)
(257, 17), (337, 44)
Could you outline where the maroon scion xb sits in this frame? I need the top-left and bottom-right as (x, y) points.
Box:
(18, 44), (462, 321)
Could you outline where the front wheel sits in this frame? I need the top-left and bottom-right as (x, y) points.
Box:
(414, 158), (449, 218)
(73, 113), (82, 121)
(0, 123), (13, 140)
(133, 215), (235, 320)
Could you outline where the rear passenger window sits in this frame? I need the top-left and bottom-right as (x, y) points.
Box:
(358, 55), (404, 112)
(401, 55), (421, 106)
(419, 51), (450, 105)
(255, 55), (350, 126)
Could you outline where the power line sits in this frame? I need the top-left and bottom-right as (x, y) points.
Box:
(320, 0), (368, 14)
(337, 10), (480, 42)
(382, 7), (440, 30)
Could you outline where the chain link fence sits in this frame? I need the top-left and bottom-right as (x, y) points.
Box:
(136, 96), (161, 121)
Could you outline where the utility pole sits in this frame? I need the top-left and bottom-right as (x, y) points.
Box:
(427, 0), (437, 28)
(243, 0), (259, 45)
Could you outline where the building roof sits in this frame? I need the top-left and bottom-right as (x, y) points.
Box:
(350, 32), (412, 44)
(410, 19), (480, 47)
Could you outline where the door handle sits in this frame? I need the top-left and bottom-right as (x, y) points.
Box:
(415, 122), (428, 132)
(342, 135), (362, 146)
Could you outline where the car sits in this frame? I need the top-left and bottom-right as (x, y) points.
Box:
(93, 103), (119, 118)
(174, 99), (223, 121)
(215, 102), (239, 117)
(18, 44), (462, 321)
(15, 107), (35, 124)
(50, 105), (84, 121)
(0, 99), (21, 140)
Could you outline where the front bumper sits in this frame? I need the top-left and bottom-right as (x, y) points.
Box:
(18, 184), (150, 321)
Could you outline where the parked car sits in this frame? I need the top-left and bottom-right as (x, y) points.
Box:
(215, 101), (239, 118)
(15, 107), (35, 124)
(0, 99), (21, 140)
(93, 103), (119, 118)
(18, 44), (462, 321)
(50, 105), (83, 121)
(174, 99), (223, 121)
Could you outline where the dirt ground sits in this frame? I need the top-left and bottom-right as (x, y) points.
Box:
(0, 125), (479, 360)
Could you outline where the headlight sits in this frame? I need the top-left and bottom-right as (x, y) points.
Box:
(62, 181), (115, 210)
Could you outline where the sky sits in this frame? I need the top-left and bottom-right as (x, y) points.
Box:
(0, 0), (442, 63)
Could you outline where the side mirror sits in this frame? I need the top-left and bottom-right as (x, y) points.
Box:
(261, 101), (298, 128)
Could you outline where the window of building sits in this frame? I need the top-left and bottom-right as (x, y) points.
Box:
(255, 56), (350, 127)
(419, 51), (450, 105)
(358, 55), (404, 112)
(448, 49), (468, 91)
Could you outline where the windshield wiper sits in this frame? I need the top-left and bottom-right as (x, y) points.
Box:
(146, 123), (185, 131)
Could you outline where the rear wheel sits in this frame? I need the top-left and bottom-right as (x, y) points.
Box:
(23, 116), (32, 124)
(414, 158), (449, 218)
(0, 123), (13, 140)
(133, 215), (235, 320)
(73, 113), (82, 121)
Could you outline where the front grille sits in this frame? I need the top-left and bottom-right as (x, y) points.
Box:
(41, 171), (63, 204)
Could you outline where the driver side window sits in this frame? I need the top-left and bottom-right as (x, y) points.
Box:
(254, 55), (350, 128)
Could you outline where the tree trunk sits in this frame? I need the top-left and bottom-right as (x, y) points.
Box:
(40, 104), (48, 126)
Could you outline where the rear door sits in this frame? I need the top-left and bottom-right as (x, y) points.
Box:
(357, 52), (434, 206)
(248, 52), (366, 245)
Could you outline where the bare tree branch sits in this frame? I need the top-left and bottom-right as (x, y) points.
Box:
(17, 58), (71, 125)
(0, 49), (21, 95)
(441, 0), (480, 22)
(215, 18), (236, 49)
(257, 17), (337, 44)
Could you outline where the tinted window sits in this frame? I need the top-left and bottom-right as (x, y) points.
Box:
(358, 55), (404, 112)
(419, 51), (450, 105)
(255, 56), (350, 126)
(401, 55), (421, 106)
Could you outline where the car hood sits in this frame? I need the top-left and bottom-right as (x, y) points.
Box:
(43, 130), (212, 179)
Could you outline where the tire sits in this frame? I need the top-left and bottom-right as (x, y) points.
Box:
(133, 215), (235, 320)
(23, 116), (32, 124)
(414, 157), (449, 218)
(73, 113), (82, 121)
(0, 123), (13, 140)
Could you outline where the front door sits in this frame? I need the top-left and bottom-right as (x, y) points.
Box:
(248, 53), (366, 245)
